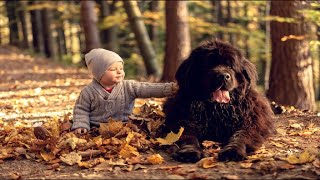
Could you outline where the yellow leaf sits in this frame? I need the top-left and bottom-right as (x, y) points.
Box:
(197, 157), (216, 169)
(119, 144), (140, 159)
(132, 107), (141, 115)
(147, 154), (164, 165)
(156, 127), (184, 146)
(286, 150), (316, 164)
(60, 152), (82, 166)
(65, 137), (87, 150)
(40, 151), (56, 162)
(93, 136), (103, 147)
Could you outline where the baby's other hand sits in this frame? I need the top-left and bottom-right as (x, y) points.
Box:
(74, 128), (88, 135)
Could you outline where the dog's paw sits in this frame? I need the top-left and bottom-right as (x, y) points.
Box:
(218, 146), (246, 162)
(172, 144), (203, 163)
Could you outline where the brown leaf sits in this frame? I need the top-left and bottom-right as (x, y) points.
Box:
(34, 126), (51, 140)
(99, 119), (124, 138)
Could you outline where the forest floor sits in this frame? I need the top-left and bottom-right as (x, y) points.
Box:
(0, 46), (320, 180)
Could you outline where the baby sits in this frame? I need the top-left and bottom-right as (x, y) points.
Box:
(72, 49), (177, 134)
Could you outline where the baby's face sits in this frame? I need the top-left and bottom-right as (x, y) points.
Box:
(100, 61), (125, 87)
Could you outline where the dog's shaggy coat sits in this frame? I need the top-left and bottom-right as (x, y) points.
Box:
(163, 39), (274, 162)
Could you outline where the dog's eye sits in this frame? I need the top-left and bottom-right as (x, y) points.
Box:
(228, 66), (232, 69)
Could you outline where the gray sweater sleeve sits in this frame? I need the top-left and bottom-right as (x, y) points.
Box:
(71, 87), (92, 131)
(129, 81), (175, 98)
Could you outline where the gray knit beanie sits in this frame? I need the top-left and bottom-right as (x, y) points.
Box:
(85, 48), (124, 81)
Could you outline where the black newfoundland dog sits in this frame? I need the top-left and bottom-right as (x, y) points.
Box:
(163, 39), (274, 162)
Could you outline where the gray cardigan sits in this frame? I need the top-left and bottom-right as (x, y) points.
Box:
(71, 79), (175, 130)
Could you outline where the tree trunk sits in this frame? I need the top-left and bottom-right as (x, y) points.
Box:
(5, 0), (20, 46)
(147, 1), (159, 43)
(41, 8), (57, 59)
(267, 0), (316, 111)
(161, 1), (191, 82)
(123, 0), (159, 77)
(99, 0), (119, 52)
(29, 1), (44, 54)
(211, 0), (223, 40)
(57, 27), (68, 58)
(17, 1), (29, 48)
(226, 0), (234, 44)
(264, 0), (271, 90)
(318, 26), (320, 100)
(81, 0), (101, 54)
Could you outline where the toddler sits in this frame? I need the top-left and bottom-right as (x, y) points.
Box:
(72, 48), (177, 134)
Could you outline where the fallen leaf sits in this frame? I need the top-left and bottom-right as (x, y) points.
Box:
(147, 154), (164, 165)
(197, 157), (217, 169)
(60, 152), (82, 165)
(286, 150), (316, 164)
(40, 151), (56, 162)
(156, 127), (184, 145)
(119, 144), (140, 159)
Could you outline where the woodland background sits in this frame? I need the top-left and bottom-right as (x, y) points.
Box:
(1, 0), (320, 110)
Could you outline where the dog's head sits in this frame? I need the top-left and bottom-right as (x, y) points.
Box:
(176, 39), (258, 102)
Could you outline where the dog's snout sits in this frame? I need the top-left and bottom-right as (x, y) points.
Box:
(223, 73), (231, 80)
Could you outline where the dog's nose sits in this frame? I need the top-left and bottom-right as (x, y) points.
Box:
(223, 73), (231, 80)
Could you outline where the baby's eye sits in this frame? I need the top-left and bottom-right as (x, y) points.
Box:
(108, 68), (116, 71)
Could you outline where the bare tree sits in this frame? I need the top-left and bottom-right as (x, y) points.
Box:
(161, 1), (191, 82)
(267, 0), (316, 111)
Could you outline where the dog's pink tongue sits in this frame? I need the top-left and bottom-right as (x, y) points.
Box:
(212, 90), (230, 103)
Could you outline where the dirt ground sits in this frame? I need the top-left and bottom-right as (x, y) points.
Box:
(0, 46), (319, 179)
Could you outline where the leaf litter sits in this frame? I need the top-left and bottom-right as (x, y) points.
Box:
(0, 46), (320, 179)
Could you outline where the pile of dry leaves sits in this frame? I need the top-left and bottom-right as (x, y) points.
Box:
(0, 102), (187, 171)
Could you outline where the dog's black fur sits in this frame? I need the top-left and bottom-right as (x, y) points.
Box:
(163, 39), (274, 162)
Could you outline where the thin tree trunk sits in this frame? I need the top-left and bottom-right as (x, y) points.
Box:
(161, 1), (191, 82)
(267, 0), (316, 111)
(211, 0), (223, 40)
(147, 1), (159, 43)
(17, 1), (29, 48)
(81, 0), (101, 54)
(264, 0), (271, 90)
(5, 0), (20, 46)
(226, 0), (234, 44)
(29, 1), (44, 54)
(99, 0), (119, 52)
(41, 8), (57, 59)
(123, 0), (159, 77)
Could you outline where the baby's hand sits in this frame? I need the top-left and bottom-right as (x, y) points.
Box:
(172, 83), (179, 93)
(74, 128), (88, 135)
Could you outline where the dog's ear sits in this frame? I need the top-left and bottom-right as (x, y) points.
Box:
(175, 56), (195, 90)
(242, 59), (258, 86)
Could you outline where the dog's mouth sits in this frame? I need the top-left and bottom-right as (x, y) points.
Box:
(211, 86), (230, 103)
